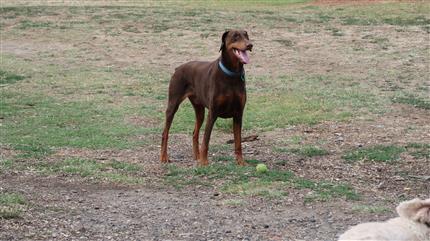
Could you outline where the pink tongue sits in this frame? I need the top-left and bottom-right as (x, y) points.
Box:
(239, 50), (249, 64)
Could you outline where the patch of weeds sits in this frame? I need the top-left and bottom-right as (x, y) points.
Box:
(274, 39), (294, 47)
(164, 163), (359, 201)
(223, 181), (289, 199)
(243, 74), (381, 130)
(169, 74), (380, 132)
(213, 156), (235, 162)
(0, 6), (60, 17)
(200, 33), (210, 39)
(164, 165), (211, 188)
(0, 159), (14, 171)
(12, 144), (52, 159)
(290, 136), (303, 145)
(122, 24), (140, 33)
(392, 95), (430, 110)
(275, 160), (289, 166)
(278, 145), (328, 157)
(210, 144), (231, 153)
(0, 70), (25, 85)
(302, 181), (359, 202)
(154, 94), (167, 100)
(405, 143), (430, 159)
(273, 147), (289, 153)
(326, 27), (344, 36)
(38, 158), (144, 184)
(168, 102), (197, 133)
(215, 118), (233, 132)
(352, 205), (390, 214)
(309, 13), (333, 23)
(343, 145), (405, 163)
(221, 199), (245, 207)
(341, 17), (378, 25)
(0, 192), (26, 219)
(1, 92), (151, 149)
(301, 5), (319, 10)
(245, 159), (261, 165)
(383, 16), (430, 26)
(18, 20), (56, 29)
(369, 37), (390, 49)
(151, 23), (169, 33)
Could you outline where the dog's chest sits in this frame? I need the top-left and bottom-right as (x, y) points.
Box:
(213, 91), (245, 117)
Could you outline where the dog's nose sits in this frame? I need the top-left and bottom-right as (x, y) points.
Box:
(247, 43), (253, 51)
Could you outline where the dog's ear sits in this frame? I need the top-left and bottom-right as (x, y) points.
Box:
(219, 30), (229, 52)
(397, 198), (430, 223)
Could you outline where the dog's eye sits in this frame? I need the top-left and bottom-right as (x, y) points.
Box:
(232, 33), (240, 41)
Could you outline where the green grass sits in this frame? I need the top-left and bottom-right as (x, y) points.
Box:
(383, 15), (430, 26)
(352, 205), (391, 214)
(0, 192), (26, 219)
(161, 73), (379, 133)
(0, 3), (427, 197)
(405, 143), (430, 159)
(343, 145), (405, 163)
(37, 158), (144, 184)
(341, 16), (378, 26)
(0, 159), (14, 170)
(392, 95), (430, 110)
(13, 145), (52, 159)
(221, 199), (245, 207)
(291, 145), (329, 157)
(275, 145), (328, 157)
(0, 4), (390, 150)
(1, 92), (151, 150)
(164, 163), (359, 201)
(274, 39), (294, 47)
(18, 20), (56, 29)
(0, 70), (25, 84)
(334, 3), (430, 25)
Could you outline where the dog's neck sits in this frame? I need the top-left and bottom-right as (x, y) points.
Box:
(221, 50), (243, 73)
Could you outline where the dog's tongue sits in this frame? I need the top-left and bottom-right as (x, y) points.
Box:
(238, 50), (249, 64)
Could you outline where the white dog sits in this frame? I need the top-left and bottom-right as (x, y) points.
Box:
(338, 198), (430, 241)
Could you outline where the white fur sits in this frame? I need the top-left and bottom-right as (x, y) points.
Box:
(338, 198), (430, 241)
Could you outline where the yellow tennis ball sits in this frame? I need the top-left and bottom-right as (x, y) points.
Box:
(256, 163), (268, 173)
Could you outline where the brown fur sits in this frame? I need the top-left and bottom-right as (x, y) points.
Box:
(160, 30), (253, 166)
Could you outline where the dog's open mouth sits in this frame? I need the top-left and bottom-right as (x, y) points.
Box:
(233, 48), (250, 64)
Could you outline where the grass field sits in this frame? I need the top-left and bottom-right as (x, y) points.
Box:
(1, 0), (429, 240)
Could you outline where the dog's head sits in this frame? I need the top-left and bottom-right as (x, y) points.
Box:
(397, 198), (430, 226)
(219, 30), (253, 64)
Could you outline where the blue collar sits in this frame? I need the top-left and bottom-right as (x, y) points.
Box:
(218, 60), (245, 81)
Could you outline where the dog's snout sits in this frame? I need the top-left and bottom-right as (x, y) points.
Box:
(247, 43), (253, 51)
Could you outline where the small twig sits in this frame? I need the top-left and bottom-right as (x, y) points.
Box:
(408, 175), (430, 181)
(226, 135), (259, 144)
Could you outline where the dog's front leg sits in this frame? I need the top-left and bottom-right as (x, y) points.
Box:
(199, 110), (217, 166)
(233, 114), (246, 166)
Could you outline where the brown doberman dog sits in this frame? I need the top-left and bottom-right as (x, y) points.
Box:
(160, 30), (253, 166)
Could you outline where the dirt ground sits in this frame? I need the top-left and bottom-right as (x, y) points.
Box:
(1, 108), (429, 240)
(1, 1), (429, 241)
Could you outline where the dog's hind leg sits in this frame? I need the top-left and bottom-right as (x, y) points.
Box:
(160, 76), (189, 163)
